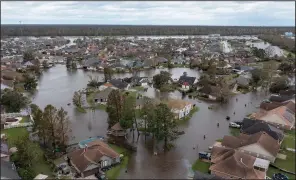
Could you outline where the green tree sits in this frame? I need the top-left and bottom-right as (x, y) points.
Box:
(17, 168), (36, 180)
(56, 107), (71, 152)
(269, 76), (289, 93)
(152, 71), (172, 90)
(66, 57), (72, 69)
(140, 97), (156, 142)
(23, 50), (35, 63)
(72, 91), (83, 107)
(12, 134), (37, 168)
(43, 105), (58, 150)
(42, 60), (49, 69)
(154, 103), (177, 150)
(120, 95), (135, 129)
(23, 73), (38, 91)
(106, 90), (123, 128)
(1, 89), (30, 113)
(103, 67), (113, 82)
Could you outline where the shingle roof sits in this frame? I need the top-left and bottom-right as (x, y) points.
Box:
(241, 120), (284, 141)
(210, 146), (265, 179)
(167, 99), (192, 110)
(178, 75), (196, 86)
(111, 122), (124, 131)
(68, 140), (120, 173)
(269, 95), (294, 103)
(109, 79), (128, 89)
(221, 132), (280, 156)
(94, 87), (113, 100)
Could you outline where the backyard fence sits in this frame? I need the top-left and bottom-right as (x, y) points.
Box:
(4, 122), (33, 129)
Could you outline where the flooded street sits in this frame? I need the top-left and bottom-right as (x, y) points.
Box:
(32, 65), (269, 179)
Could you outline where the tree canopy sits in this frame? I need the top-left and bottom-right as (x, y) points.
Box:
(1, 89), (30, 113)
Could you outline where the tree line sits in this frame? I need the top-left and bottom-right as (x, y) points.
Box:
(1, 25), (294, 37)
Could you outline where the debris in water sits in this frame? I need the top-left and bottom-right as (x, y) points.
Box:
(217, 123), (219, 127)
(226, 116), (230, 120)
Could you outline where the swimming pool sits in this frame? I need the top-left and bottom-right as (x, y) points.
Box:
(78, 136), (105, 148)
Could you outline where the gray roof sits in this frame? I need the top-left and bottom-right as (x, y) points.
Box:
(94, 87), (113, 100)
(109, 79), (129, 89)
(235, 75), (250, 87)
(1, 160), (21, 179)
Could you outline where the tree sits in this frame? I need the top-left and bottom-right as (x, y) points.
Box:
(278, 62), (294, 73)
(66, 57), (72, 69)
(43, 105), (58, 150)
(87, 75), (102, 88)
(23, 73), (38, 91)
(120, 95), (135, 129)
(207, 64), (217, 77)
(56, 107), (71, 151)
(12, 134), (37, 168)
(152, 71), (172, 90)
(250, 69), (268, 88)
(23, 50), (35, 62)
(140, 97), (156, 142)
(42, 60), (49, 69)
(72, 91), (83, 107)
(103, 67), (113, 82)
(1, 89), (29, 113)
(154, 103), (177, 150)
(106, 90), (123, 128)
(269, 76), (289, 93)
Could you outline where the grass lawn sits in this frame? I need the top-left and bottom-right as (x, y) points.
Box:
(132, 86), (145, 91)
(192, 159), (210, 173)
(3, 128), (53, 177)
(274, 150), (295, 173)
(282, 136), (295, 149)
(106, 144), (130, 179)
(216, 139), (223, 142)
(178, 106), (199, 125)
(229, 127), (240, 136)
(19, 116), (30, 123)
(75, 106), (87, 113)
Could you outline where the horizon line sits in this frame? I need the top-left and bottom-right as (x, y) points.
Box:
(1, 24), (295, 27)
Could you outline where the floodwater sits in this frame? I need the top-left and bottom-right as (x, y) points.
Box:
(246, 41), (284, 57)
(31, 65), (269, 179)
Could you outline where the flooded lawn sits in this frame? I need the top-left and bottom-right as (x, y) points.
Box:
(32, 65), (269, 179)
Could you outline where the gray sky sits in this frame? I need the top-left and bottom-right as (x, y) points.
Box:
(1, 1), (295, 26)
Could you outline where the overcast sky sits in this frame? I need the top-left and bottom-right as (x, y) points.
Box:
(1, 1), (295, 26)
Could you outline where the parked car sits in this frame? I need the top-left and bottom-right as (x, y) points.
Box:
(95, 172), (107, 180)
(272, 173), (288, 180)
(229, 122), (241, 128)
(58, 162), (71, 175)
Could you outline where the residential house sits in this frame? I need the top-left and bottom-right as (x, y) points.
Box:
(198, 85), (221, 100)
(67, 140), (120, 177)
(109, 79), (130, 90)
(252, 104), (295, 130)
(22, 61), (35, 68)
(82, 57), (101, 70)
(235, 75), (250, 88)
(94, 87), (113, 104)
(260, 101), (295, 113)
(178, 72), (196, 90)
(240, 118), (284, 142)
(269, 95), (295, 103)
(279, 89), (295, 96)
(221, 132), (280, 163)
(1, 160), (20, 179)
(209, 146), (267, 179)
(108, 123), (126, 137)
(98, 83), (116, 91)
(167, 99), (193, 119)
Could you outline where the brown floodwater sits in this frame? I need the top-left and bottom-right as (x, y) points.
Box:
(31, 65), (269, 179)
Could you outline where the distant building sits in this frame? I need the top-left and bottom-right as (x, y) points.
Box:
(284, 32), (294, 37)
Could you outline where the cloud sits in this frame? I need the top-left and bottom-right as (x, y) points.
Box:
(1, 1), (295, 26)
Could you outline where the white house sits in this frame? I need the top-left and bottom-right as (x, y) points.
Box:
(167, 99), (193, 119)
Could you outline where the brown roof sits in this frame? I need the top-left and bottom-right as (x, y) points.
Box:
(111, 122), (124, 131)
(210, 146), (265, 179)
(260, 101), (295, 113)
(68, 140), (119, 172)
(167, 99), (192, 110)
(222, 132), (280, 156)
